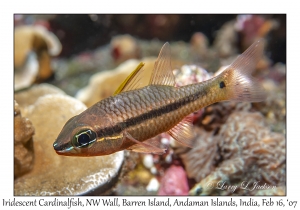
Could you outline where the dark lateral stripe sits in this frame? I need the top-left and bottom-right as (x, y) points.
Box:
(102, 88), (204, 136)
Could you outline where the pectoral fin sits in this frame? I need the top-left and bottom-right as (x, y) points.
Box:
(125, 132), (166, 155)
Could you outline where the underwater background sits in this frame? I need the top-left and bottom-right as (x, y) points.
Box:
(14, 14), (286, 195)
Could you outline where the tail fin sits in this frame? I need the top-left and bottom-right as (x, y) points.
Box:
(219, 39), (266, 102)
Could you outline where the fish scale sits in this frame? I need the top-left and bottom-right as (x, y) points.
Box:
(100, 83), (212, 142)
(54, 40), (266, 156)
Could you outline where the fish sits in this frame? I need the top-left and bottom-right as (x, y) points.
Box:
(53, 40), (266, 156)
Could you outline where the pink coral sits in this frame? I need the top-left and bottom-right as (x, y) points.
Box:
(158, 165), (189, 195)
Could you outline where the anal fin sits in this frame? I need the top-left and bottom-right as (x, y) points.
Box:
(125, 132), (166, 155)
(167, 114), (195, 148)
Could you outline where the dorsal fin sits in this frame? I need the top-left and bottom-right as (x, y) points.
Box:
(114, 42), (176, 95)
(167, 114), (195, 147)
(150, 42), (176, 86)
(113, 62), (146, 95)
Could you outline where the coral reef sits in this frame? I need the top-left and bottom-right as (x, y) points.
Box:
(14, 100), (35, 178)
(188, 111), (285, 196)
(14, 88), (124, 195)
(14, 25), (62, 90)
(12, 15), (286, 196)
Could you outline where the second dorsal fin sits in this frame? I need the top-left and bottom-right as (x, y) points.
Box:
(149, 42), (176, 86)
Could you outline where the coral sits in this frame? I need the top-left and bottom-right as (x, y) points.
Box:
(110, 34), (141, 64)
(157, 165), (189, 195)
(189, 32), (209, 63)
(213, 20), (238, 58)
(180, 127), (219, 182)
(14, 100), (35, 178)
(252, 65), (286, 133)
(173, 64), (212, 87)
(196, 101), (251, 133)
(11, 15), (286, 196)
(14, 25), (62, 90)
(235, 15), (278, 50)
(14, 83), (65, 114)
(14, 92), (124, 195)
(188, 111), (285, 196)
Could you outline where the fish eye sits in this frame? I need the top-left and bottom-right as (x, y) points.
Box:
(72, 129), (97, 148)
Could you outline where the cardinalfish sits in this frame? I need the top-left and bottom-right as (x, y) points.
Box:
(53, 40), (266, 156)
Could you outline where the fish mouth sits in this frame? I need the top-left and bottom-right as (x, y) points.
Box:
(53, 141), (75, 155)
(54, 150), (75, 156)
(53, 141), (63, 151)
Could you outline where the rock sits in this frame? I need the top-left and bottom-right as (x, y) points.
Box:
(14, 25), (62, 90)
(14, 100), (35, 178)
(14, 94), (124, 195)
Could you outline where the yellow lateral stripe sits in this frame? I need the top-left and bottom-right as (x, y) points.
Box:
(113, 62), (145, 95)
(97, 135), (123, 142)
